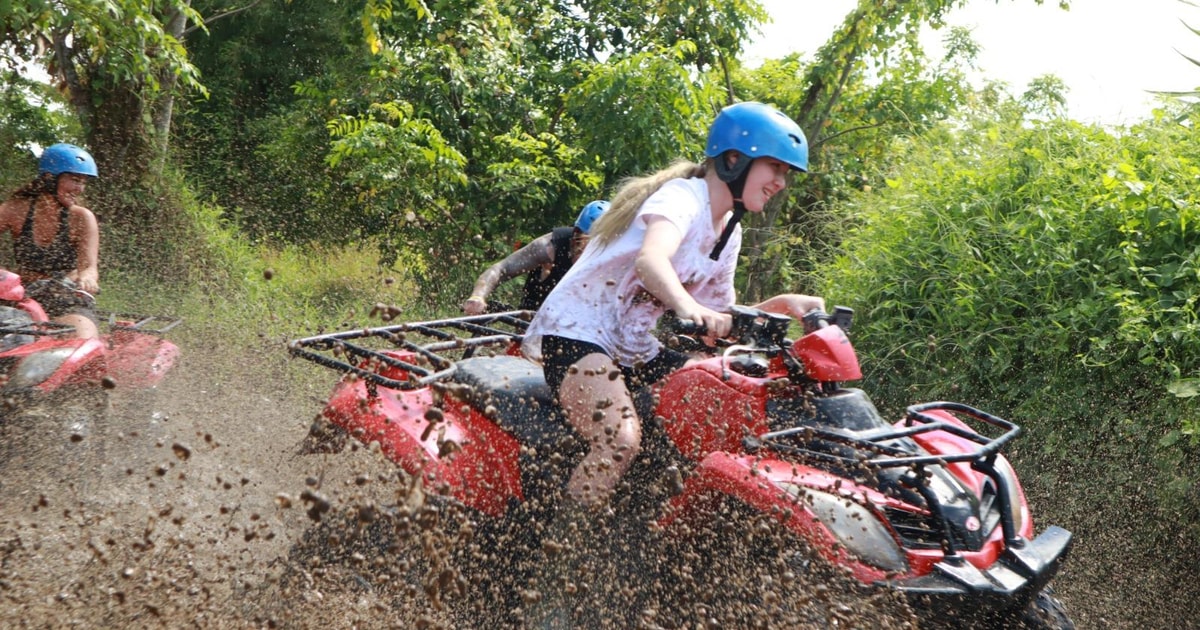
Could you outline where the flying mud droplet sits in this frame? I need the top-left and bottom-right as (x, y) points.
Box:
(666, 465), (685, 496)
(171, 442), (191, 460)
(101, 376), (117, 389)
(300, 489), (332, 522)
(263, 268), (275, 280)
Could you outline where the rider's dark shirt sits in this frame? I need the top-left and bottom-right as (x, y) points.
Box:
(519, 226), (575, 311)
(13, 200), (76, 278)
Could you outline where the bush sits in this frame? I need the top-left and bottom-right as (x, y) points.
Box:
(818, 104), (1200, 542)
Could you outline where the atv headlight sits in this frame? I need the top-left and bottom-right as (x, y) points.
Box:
(9, 347), (75, 388)
(780, 484), (909, 573)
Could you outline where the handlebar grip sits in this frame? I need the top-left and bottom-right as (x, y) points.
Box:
(672, 319), (708, 337)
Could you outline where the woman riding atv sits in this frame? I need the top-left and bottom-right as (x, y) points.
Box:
(520, 102), (825, 624)
(0, 143), (101, 339)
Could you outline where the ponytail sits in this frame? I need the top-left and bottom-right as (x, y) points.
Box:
(7, 174), (50, 200)
(591, 159), (709, 244)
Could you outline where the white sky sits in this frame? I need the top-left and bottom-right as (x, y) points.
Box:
(748, 0), (1200, 125)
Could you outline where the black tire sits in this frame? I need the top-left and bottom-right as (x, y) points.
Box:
(1015, 587), (1075, 630)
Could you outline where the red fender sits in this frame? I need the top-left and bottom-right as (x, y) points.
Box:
(322, 377), (523, 517)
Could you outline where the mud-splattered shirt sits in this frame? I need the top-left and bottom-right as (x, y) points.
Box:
(522, 177), (739, 367)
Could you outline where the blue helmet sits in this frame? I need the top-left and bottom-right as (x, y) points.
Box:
(704, 102), (808, 173)
(39, 143), (98, 178)
(574, 200), (610, 234)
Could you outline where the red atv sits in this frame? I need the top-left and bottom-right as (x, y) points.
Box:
(289, 306), (1074, 628)
(0, 268), (180, 442)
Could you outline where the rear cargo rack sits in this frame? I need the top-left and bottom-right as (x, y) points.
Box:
(288, 310), (533, 390)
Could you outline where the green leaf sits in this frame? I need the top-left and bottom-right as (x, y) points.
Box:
(1168, 379), (1200, 398)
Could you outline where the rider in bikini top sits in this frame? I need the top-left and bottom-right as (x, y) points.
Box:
(13, 199), (76, 279)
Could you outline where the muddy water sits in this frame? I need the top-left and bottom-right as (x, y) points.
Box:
(0, 337), (1195, 628)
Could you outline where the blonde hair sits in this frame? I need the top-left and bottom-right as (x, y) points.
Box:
(591, 159), (710, 243)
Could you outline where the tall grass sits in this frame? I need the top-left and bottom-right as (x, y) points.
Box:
(98, 179), (427, 351)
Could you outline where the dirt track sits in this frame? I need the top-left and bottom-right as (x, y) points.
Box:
(1, 333), (1197, 628)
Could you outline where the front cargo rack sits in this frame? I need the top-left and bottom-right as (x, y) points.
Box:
(745, 401), (1026, 551)
(0, 319), (76, 337)
(99, 311), (183, 335)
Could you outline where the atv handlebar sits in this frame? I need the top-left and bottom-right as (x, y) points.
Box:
(668, 305), (854, 351)
(802, 306), (854, 334)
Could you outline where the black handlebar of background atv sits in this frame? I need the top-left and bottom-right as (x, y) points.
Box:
(668, 305), (854, 350)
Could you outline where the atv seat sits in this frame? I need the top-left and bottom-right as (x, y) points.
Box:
(452, 355), (577, 453)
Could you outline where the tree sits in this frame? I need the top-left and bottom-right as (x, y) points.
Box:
(2, 1), (205, 201)
(173, 0), (763, 302)
(730, 0), (1067, 301)
(0, 62), (78, 192)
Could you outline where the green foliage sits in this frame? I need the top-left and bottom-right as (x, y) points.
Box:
(565, 43), (717, 180)
(0, 68), (78, 193)
(2, 0), (205, 95)
(1020, 74), (1069, 118)
(99, 179), (421, 346)
(173, 0), (359, 245)
(814, 95), (1200, 544)
(176, 0), (774, 298)
(728, 21), (980, 299)
(820, 100), (1200, 447)
(640, 0), (769, 71)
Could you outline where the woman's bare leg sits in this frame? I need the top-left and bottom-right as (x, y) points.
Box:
(56, 313), (98, 339)
(557, 352), (640, 508)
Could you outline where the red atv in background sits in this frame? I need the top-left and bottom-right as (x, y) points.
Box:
(0, 268), (180, 443)
(289, 306), (1074, 629)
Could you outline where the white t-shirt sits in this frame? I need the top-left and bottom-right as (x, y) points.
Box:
(522, 177), (740, 367)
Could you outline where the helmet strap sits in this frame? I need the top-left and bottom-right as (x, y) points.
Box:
(710, 202), (745, 261)
(710, 153), (752, 261)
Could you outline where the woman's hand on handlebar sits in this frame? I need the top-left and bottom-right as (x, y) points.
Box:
(65, 269), (99, 295)
(674, 303), (732, 339)
(753, 293), (825, 320)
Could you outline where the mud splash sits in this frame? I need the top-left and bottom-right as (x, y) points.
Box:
(0, 334), (1195, 628)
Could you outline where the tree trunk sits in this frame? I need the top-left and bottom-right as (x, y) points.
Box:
(152, 4), (192, 164)
(739, 0), (897, 301)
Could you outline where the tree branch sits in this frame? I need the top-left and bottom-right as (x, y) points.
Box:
(184, 0), (267, 36)
(809, 121), (891, 149)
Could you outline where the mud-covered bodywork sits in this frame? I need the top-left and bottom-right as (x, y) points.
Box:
(0, 270), (180, 397)
(659, 378), (1071, 623)
(289, 306), (1074, 628)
